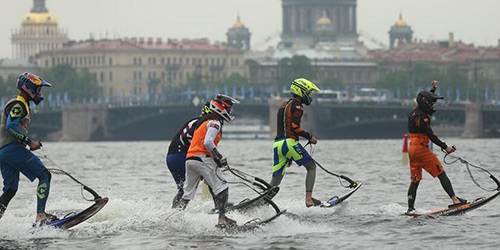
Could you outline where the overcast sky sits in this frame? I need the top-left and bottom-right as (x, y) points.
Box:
(1, 0), (499, 59)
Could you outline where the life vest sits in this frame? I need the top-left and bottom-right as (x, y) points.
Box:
(0, 95), (30, 148)
(187, 120), (221, 158)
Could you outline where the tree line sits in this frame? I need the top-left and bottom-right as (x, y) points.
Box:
(0, 64), (101, 102)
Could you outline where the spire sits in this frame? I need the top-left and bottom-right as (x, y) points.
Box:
(395, 11), (407, 26)
(32, 0), (48, 13)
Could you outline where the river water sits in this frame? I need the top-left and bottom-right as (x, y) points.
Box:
(0, 139), (499, 249)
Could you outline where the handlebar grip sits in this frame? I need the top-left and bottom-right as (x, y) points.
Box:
(340, 175), (358, 188)
(255, 177), (272, 189)
(83, 186), (102, 200)
(490, 175), (500, 191)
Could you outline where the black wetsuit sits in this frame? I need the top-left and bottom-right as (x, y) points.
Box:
(408, 107), (447, 150)
(275, 98), (312, 141)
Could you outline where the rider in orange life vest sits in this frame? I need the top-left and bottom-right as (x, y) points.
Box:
(0, 72), (54, 225)
(407, 80), (466, 213)
(176, 94), (240, 227)
(270, 78), (322, 208)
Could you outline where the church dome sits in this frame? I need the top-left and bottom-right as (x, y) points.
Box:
(232, 15), (245, 28)
(395, 14), (407, 26)
(22, 12), (57, 25)
(316, 10), (332, 25)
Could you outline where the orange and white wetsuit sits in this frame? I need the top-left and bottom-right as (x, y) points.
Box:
(183, 116), (227, 200)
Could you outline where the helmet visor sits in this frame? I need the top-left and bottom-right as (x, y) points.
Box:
(36, 86), (42, 95)
(221, 100), (232, 113)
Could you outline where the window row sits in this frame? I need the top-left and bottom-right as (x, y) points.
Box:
(131, 70), (231, 82)
(49, 55), (113, 67)
(133, 56), (240, 67)
(97, 72), (113, 82)
(317, 70), (372, 82)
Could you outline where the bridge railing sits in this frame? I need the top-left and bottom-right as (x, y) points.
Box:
(3, 85), (500, 112)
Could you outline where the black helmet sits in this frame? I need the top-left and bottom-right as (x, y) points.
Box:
(416, 91), (443, 115)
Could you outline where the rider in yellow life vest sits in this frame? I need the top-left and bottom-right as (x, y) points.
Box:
(270, 78), (322, 207)
(0, 72), (54, 225)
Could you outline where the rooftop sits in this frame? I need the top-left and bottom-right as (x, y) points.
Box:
(370, 42), (500, 63)
(54, 38), (238, 52)
(0, 58), (38, 67)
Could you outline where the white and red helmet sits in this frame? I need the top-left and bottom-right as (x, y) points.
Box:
(210, 94), (240, 123)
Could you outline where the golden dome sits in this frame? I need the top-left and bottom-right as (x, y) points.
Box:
(317, 10), (332, 25)
(22, 12), (57, 25)
(232, 15), (244, 28)
(395, 14), (407, 26)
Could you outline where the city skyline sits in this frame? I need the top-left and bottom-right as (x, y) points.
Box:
(1, 0), (499, 59)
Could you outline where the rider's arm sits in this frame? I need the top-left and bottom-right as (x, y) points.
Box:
(5, 102), (31, 145)
(290, 104), (313, 140)
(430, 80), (438, 93)
(420, 116), (447, 149)
(204, 120), (222, 154)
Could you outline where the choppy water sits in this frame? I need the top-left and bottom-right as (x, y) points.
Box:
(1, 139), (499, 250)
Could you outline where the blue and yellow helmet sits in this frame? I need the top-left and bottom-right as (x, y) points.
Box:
(17, 72), (52, 105)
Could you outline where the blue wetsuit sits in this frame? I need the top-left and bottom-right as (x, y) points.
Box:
(0, 96), (51, 216)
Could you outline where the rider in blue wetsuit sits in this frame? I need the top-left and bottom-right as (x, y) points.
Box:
(167, 101), (211, 208)
(0, 72), (53, 225)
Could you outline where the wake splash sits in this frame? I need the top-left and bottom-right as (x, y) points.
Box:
(0, 194), (353, 244)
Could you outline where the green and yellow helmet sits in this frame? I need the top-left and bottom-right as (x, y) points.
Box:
(290, 78), (321, 105)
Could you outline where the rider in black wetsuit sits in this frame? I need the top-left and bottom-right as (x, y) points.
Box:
(166, 101), (211, 208)
(406, 81), (466, 213)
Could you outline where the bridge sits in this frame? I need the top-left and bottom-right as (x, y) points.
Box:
(27, 102), (500, 141)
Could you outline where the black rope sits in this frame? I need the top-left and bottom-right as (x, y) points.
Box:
(222, 166), (268, 195)
(200, 159), (266, 195)
(305, 142), (358, 189)
(36, 148), (102, 201)
(442, 148), (500, 192)
(46, 168), (100, 202)
(218, 169), (263, 195)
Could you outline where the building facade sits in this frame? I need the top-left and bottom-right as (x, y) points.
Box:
(247, 0), (376, 88)
(37, 38), (247, 98)
(281, 0), (358, 48)
(246, 44), (377, 87)
(11, 0), (68, 61)
(372, 14), (500, 88)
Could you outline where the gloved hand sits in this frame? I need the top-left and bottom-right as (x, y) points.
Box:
(214, 157), (228, 168)
(212, 148), (228, 168)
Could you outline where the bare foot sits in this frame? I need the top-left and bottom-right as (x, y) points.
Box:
(218, 216), (236, 227)
(35, 213), (48, 222)
(451, 196), (467, 205)
(306, 198), (321, 207)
